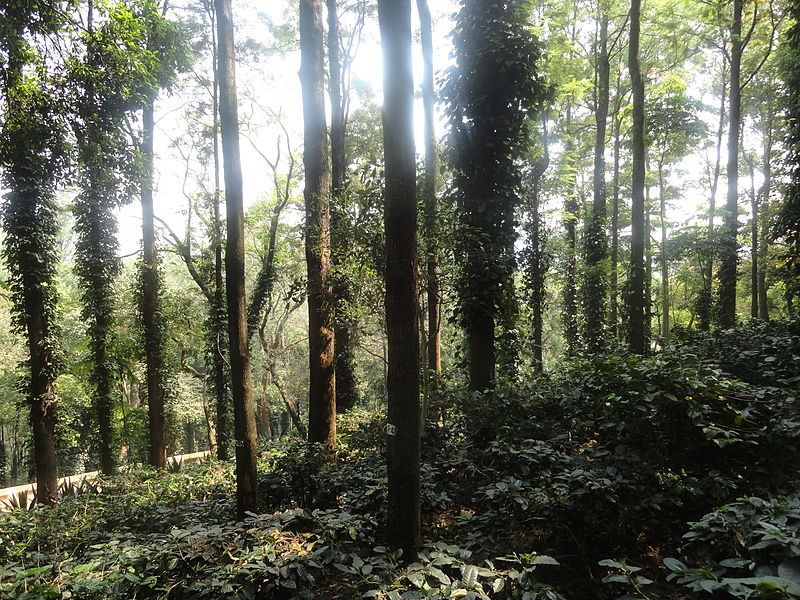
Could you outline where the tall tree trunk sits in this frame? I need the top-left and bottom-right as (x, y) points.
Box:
(610, 113), (622, 337)
(327, 0), (358, 414)
(207, 4), (230, 460)
(141, 98), (167, 469)
(719, 0), (744, 328)
(758, 107), (773, 320)
(526, 116), (549, 369)
(416, 0), (441, 382)
(658, 160), (670, 342)
(0, 5), (61, 508)
(215, 0), (259, 518)
(585, 10), (609, 352)
(300, 0), (336, 450)
(747, 153), (758, 318)
(700, 71), (727, 331)
(378, 0), (421, 561)
(627, 0), (647, 354)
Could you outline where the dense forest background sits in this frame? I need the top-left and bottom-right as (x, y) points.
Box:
(2, 0), (800, 598)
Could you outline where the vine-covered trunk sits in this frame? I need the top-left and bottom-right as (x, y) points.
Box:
(585, 11), (609, 352)
(563, 180), (579, 355)
(719, 0), (743, 328)
(379, 0), (421, 561)
(27, 287), (60, 504)
(141, 99), (167, 469)
(0, 0), (62, 509)
(525, 117), (549, 369)
(627, 0), (647, 354)
(300, 0), (336, 450)
(215, 0), (259, 518)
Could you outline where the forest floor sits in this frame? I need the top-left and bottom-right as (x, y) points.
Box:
(1, 319), (799, 599)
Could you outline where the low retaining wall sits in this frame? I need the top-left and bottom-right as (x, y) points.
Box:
(0, 450), (210, 510)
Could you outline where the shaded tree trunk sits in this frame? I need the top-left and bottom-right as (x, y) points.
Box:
(215, 0), (259, 518)
(141, 98), (167, 469)
(378, 0), (421, 561)
(627, 0), (647, 354)
(300, 0), (336, 450)
(719, 0), (744, 329)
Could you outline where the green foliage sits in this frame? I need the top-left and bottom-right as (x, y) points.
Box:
(664, 497), (800, 598)
(673, 319), (800, 389)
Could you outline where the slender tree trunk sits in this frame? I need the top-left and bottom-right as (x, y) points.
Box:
(627, 0), (647, 354)
(141, 98), (167, 469)
(526, 116), (549, 369)
(417, 0), (441, 383)
(645, 181), (653, 342)
(747, 154), (759, 318)
(208, 6), (230, 460)
(378, 0), (421, 561)
(758, 120), (773, 320)
(215, 0), (259, 518)
(585, 10), (609, 352)
(658, 160), (670, 341)
(300, 0), (337, 450)
(267, 363), (307, 438)
(700, 72), (727, 331)
(327, 0), (359, 414)
(258, 372), (273, 440)
(610, 114), (621, 337)
(719, 0), (744, 328)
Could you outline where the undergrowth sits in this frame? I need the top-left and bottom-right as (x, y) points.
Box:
(2, 320), (799, 599)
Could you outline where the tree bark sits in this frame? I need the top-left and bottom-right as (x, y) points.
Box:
(585, 10), (609, 352)
(416, 0), (441, 381)
(610, 113), (621, 337)
(658, 160), (670, 342)
(269, 363), (308, 438)
(141, 98), (167, 469)
(719, 0), (744, 329)
(215, 0), (259, 518)
(627, 0), (647, 354)
(300, 0), (337, 451)
(700, 70), (727, 331)
(207, 3), (230, 460)
(327, 0), (358, 414)
(378, 0), (421, 561)
(758, 107), (773, 320)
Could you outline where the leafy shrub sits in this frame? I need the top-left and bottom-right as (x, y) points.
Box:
(674, 319), (800, 389)
(664, 496), (800, 598)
